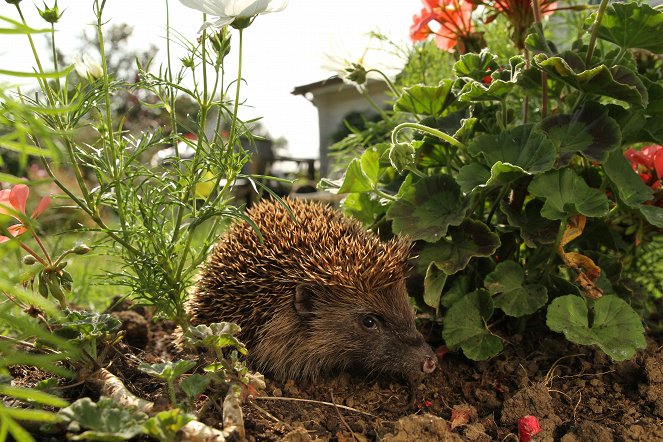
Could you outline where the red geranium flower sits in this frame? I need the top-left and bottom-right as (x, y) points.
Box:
(625, 144), (663, 207)
(410, 0), (478, 53)
(0, 184), (50, 243)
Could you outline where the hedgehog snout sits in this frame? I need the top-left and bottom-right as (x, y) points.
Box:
(423, 355), (437, 374)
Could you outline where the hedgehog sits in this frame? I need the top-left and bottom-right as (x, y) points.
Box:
(186, 197), (437, 390)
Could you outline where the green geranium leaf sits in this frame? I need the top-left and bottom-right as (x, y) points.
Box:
(440, 275), (471, 308)
(453, 50), (499, 81)
(59, 397), (148, 442)
(484, 261), (523, 295)
(547, 295), (646, 361)
(394, 80), (456, 117)
(603, 150), (663, 228)
(467, 124), (556, 173)
(184, 322), (247, 354)
(138, 360), (197, 382)
(585, 2), (663, 52)
(528, 168), (609, 220)
(484, 261), (547, 317)
(500, 199), (559, 247)
(458, 79), (515, 102)
(540, 102), (621, 164)
(534, 53), (648, 107)
(180, 374), (211, 400)
(56, 311), (121, 340)
(423, 262), (447, 309)
(607, 105), (647, 145)
(419, 219), (500, 275)
(442, 290), (502, 360)
(334, 147), (381, 194)
(456, 163), (491, 194)
(341, 193), (387, 227)
(603, 149), (654, 207)
(386, 175), (467, 242)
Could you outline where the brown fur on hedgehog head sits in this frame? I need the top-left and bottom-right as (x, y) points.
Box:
(186, 197), (436, 386)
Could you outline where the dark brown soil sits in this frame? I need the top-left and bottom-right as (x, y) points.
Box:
(10, 304), (663, 441)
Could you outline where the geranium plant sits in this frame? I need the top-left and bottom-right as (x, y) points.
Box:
(323, 0), (662, 361)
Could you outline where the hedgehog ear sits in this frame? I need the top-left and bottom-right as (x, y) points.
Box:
(294, 283), (318, 317)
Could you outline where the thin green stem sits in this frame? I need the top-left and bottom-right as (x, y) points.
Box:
(18, 242), (49, 268)
(374, 188), (397, 202)
(365, 68), (399, 96)
(391, 122), (464, 149)
(50, 24), (61, 100)
(486, 185), (510, 226)
(229, 28), (244, 149)
(585, 0), (611, 67)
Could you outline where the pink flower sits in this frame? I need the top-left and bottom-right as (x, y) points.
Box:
(518, 415), (541, 442)
(0, 184), (50, 243)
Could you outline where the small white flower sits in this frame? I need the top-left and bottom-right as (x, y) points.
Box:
(179, 0), (288, 31)
(73, 54), (103, 80)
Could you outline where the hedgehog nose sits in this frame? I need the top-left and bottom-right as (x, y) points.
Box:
(423, 355), (437, 374)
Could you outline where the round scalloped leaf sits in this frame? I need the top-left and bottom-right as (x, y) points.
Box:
(484, 261), (524, 295)
(442, 290), (502, 360)
(467, 124), (556, 173)
(453, 50), (499, 81)
(534, 53), (648, 108)
(418, 219), (500, 275)
(540, 102), (621, 164)
(494, 284), (548, 317)
(546, 295), (646, 361)
(337, 158), (373, 194)
(458, 79), (515, 102)
(584, 2), (663, 52)
(394, 80), (456, 117)
(457, 163), (491, 194)
(386, 175), (467, 242)
(528, 168), (609, 220)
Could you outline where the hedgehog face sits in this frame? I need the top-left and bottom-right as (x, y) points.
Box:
(293, 282), (437, 384)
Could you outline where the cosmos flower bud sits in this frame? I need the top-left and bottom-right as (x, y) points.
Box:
(22, 255), (37, 265)
(38, 0), (63, 24)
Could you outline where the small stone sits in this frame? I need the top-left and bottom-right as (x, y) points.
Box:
(272, 388), (282, 397)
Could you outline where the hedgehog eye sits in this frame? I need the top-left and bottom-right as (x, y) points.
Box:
(361, 315), (379, 330)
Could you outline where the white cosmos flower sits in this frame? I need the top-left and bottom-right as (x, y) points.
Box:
(179, 0), (288, 31)
(73, 54), (103, 80)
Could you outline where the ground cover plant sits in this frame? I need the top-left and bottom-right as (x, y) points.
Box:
(0, 0), (662, 441)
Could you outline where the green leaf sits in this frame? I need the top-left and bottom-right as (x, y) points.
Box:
(585, 2), (663, 52)
(467, 124), (556, 174)
(484, 261), (548, 317)
(442, 291), (502, 360)
(58, 397), (148, 442)
(0, 385), (69, 408)
(546, 295), (646, 361)
(138, 360), (197, 382)
(419, 219), (500, 275)
(386, 175), (467, 242)
(341, 193), (386, 227)
(423, 263), (447, 309)
(528, 168), (609, 220)
(603, 150), (663, 228)
(500, 199), (559, 247)
(453, 50), (499, 81)
(484, 261), (523, 295)
(2, 407), (63, 423)
(143, 409), (194, 442)
(540, 102), (621, 164)
(458, 79), (514, 102)
(394, 80), (456, 117)
(180, 374), (211, 399)
(56, 311), (121, 340)
(183, 322), (247, 354)
(0, 65), (74, 79)
(533, 53), (648, 108)
(337, 158), (374, 194)
(456, 163), (491, 194)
